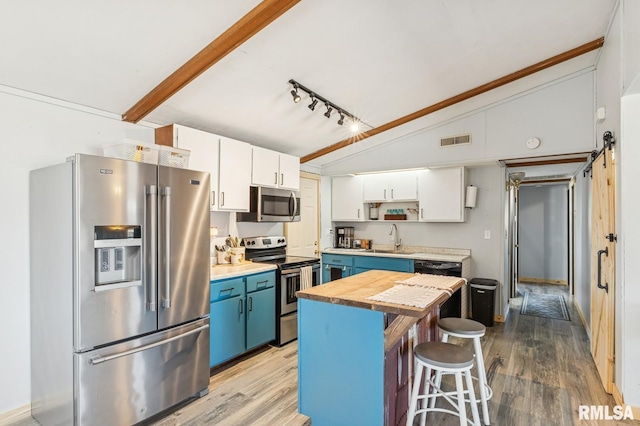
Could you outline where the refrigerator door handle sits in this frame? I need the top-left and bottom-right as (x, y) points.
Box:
(161, 186), (171, 309)
(146, 185), (158, 312)
(89, 324), (209, 365)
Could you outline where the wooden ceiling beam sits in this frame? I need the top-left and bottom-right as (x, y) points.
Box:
(301, 37), (605, 163)
(122, 0), (301, 123)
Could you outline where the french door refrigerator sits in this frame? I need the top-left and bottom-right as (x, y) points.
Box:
(30, 154), (211, 426)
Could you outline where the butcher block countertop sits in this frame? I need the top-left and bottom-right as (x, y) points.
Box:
(296, 270), (465, 318)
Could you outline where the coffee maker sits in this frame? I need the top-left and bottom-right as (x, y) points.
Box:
(334, 226), (355, 248)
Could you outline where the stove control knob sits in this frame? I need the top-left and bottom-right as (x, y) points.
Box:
(251, 241), (256, 245)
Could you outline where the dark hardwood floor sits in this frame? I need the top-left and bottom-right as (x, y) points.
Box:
(423, 282), (634, 425)
(10, 283), (631, 425)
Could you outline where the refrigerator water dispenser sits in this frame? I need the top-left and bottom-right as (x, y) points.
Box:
(94, 225), (142, 290)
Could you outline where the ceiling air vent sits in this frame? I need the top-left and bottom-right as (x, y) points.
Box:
(440, 134), (471, 147)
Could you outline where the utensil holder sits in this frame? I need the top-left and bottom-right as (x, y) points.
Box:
(230, 247), (245, 263)
(217, 250), (231, 264)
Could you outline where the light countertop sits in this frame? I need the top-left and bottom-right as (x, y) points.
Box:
(322, 247), (470, 263)
(210, 261), (277, 281)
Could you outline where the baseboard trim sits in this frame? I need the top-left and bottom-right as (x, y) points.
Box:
(574, 299), (590, 336)
(613, 383), (624, 406)
(519, 276), (568, 285)
(0, 404), (31, 424)
(611, 384), (640, 420)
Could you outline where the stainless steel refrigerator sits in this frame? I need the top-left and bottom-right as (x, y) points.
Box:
(30, 154), (211, 426)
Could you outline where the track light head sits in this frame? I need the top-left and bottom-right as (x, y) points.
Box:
(308, 94), (318, 111)
(337, 111), (345, 126)
(324, 104), (333, 118)
(290, 85), (301, 103)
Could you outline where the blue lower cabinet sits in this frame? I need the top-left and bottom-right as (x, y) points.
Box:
(209, 295), (245, 367)
(210, 271), (276, 368)
(246, 287), (275, 350)
(354, 256), (413, 273)
(321, 254), (355, 283)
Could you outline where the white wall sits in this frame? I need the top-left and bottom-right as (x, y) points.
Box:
(0, 90), (154, 414)
(518, 185), (569, 282)
(573, 169), (592, 331)
(321, 71), (595, 175)
(331, 166), (505, 313)
(620, 93), (640, 407)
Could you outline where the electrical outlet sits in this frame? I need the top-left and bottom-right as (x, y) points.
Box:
(484, 230), (491, 239)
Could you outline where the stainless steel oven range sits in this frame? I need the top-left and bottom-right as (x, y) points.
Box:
(243, 236), (320, 346)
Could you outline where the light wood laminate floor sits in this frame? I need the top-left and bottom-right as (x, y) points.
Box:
(10, 283), (632, 425)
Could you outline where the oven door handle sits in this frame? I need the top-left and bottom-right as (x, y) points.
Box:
(280, 265), (320, 275)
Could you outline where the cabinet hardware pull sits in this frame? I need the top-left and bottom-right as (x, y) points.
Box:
(220, 288), (233, 294)
(274, 172), (278, 185)
(281, 173), (284, 185)
(421, 208), (423, 219)
(249, 296), (253, 311)
(357, 208), (360, 218)
(239, 298), (243, 314)
(597, 247), (609, 293)
(211, 190), (216, 206)
(391, 189), (394, 199)
(384, 189), (387, 199)
(221, 192), (225, 206)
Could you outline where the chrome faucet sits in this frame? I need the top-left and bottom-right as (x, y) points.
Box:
(389, 224), (402, 251)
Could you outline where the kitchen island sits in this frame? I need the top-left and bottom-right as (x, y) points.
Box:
(296, 270), (465, 426)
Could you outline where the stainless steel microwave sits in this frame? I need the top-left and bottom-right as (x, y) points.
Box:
(237, 186), (301, 222)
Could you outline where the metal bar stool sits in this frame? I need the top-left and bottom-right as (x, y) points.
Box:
(434, 318), (492, 425)
(407, 341), (480, 426)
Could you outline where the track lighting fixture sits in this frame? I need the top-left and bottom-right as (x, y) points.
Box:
(290, 84), (301, 103)
(324, 104), (333, 118)
(288, 79), (370, 133)
(308, 94), (318, 111)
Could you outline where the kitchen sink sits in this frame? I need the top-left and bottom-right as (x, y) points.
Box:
(368, 249), (417, 255)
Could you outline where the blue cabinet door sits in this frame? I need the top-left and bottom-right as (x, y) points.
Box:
(353, 256), (413, 273)
(246, 287), (276, 350)
(210, 295), (246, 367)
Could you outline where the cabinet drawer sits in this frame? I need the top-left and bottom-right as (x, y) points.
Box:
(354, 256), (413, 272)
(210, 277), (245, 303)
(321, 254), (353, 266)
(246, 271), (275, 293)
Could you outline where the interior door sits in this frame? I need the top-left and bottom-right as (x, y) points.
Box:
(285, 174), (320, 257)
(158, 166), (211, 329)
(590, 147), (616, 393)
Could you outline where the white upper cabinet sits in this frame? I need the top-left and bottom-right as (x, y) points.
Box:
(251, 146), (300, 190)
(418, 167), (466, 222)
(218, 137), (252, 211)
(362, 171), (419, 202)
(278, 153), (300, 190)
(331, 176), (364, 221)
(156, 124), (220, 210)
(155, 124), (251, 212)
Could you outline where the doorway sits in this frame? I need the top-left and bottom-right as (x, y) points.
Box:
(502, 155), (589, 301)
(285, 172), (320, 258)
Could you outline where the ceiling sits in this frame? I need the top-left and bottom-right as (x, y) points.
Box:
(0, 0), (617, 168)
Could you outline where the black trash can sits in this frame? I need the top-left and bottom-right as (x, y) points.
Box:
(470, 278), (498, 327)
